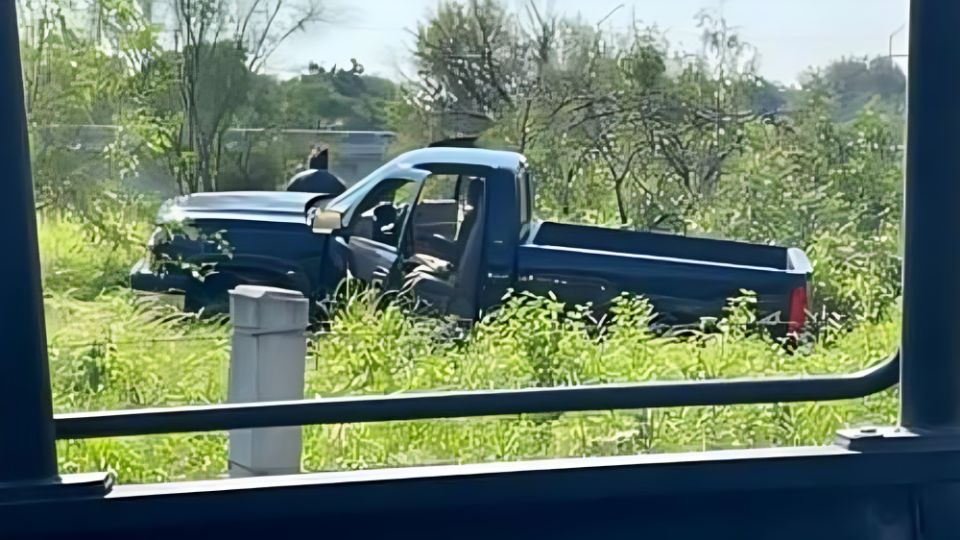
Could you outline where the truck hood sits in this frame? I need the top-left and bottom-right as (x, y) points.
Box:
(157, 191), (332, 225)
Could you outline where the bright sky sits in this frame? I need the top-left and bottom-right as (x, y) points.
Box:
(269, 0), (909, 86)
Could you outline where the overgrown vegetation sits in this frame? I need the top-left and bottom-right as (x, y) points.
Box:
(22, 0), (905, 483)
(45, 232), (898, 482)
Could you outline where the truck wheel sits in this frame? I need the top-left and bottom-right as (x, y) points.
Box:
(184, 273), (240, 316)
(184, 272), (313, 318)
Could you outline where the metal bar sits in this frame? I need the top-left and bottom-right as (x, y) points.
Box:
(900, 0), (960, 430)
(55, 353), (898, 439)
(0, 4), (59, 481)
(4, 444), (956, 539)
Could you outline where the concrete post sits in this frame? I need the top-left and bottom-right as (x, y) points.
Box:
(228, 286), (309, 477)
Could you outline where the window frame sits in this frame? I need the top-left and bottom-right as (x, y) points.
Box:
(345, 176), (425, 251)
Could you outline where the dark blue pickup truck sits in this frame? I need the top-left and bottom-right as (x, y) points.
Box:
(131, 147), (812, 333)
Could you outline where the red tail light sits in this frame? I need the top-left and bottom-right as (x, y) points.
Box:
(788, 286), (808, 334)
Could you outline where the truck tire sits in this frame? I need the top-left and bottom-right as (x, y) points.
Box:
(184, 273), (241, 316)
(184, 270), (313, 317)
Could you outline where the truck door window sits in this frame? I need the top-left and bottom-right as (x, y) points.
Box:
(349, 178), (418, 248)
(409, 174), (486, 265)
(409, 174), (460, 260)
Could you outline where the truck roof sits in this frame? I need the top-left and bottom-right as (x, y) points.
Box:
(323, 147), (527, 217)
(394, 147), (526, 170)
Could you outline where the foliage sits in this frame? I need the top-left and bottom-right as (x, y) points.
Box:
(410, 0), (522, 125)
(157, 0), (327, 193)
(38, 195), (155, 299)
(19, 0), (331, 197)
(815, 56), (906, 121)
(403, 3), (798, 228)
(697, 79), (903, 322)
(46, 286), (229, 483)
(280, 61), (397, 130)
(19, 0), (168, 209)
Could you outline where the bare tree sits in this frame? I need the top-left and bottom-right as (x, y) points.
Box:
(409, 0), (527, 137)
(167, 0), (327, 192)
(406, 1), (767, 231)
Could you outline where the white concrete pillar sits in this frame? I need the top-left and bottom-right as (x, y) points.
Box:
(227, 285), (309, 477)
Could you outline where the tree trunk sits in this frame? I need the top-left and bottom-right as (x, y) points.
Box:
(614, 179), (629, 225)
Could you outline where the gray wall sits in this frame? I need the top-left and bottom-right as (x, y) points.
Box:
(33, 125), (395, 197)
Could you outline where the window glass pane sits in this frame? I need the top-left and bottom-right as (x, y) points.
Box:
(350, 179), (417, 247)
(23, 0), (906, 483)
(409, 174), (484, 266)
(410, 174), (459, 259)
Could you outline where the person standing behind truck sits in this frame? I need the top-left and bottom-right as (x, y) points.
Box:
(285, 144), (347, 196)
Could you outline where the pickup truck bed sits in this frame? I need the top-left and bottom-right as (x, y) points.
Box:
(516, 222), (811, 329)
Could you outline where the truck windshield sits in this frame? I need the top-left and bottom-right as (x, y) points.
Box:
(325, 159), (403, 209)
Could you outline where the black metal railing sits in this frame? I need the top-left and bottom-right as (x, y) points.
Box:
(54, 351), (899, 439)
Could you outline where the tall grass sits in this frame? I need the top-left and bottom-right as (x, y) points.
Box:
(40, 215), (900, 483)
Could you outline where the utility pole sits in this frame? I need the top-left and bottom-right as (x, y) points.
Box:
(889, 23), (908, 61)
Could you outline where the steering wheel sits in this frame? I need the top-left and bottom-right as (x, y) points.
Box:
(372, 203), (398, 242)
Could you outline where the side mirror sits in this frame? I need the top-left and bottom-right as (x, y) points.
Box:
(311, 209), (343, 234)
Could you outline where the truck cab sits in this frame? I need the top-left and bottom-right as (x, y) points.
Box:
(310, 147), (530, 320)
